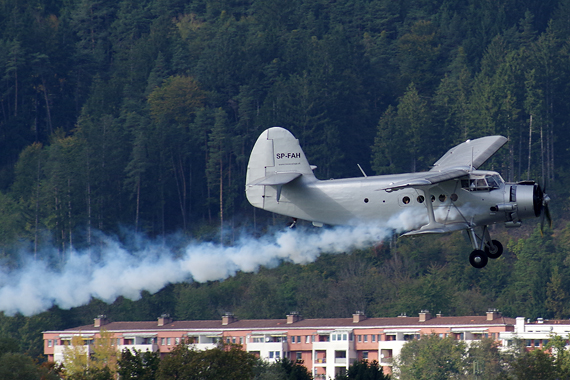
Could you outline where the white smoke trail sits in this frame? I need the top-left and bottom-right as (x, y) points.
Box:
(0, 210), (425, 316)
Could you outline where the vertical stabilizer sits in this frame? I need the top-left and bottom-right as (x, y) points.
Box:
(246, 127), (315, 209)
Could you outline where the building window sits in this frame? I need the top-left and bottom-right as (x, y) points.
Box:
(362, 351), (369, 360)
(358, 335), (362, 342)
(296, 352), (302, 361)
(371, 335), (375, 342)
(343, 334), (347, 341)
(240, 337), (244, 344)
(167, 338), (171, 345)
(175, 337), (180, 345)
(275, 351), (280, 359)
(377, 335), (381, 342)
(332, 334), (336, 341)
(269, 351), (274, 359)
(306, 336), (310, 343)
(232, 337), (236, 344)
(335, 350), (346, 359)
(364, 335), (368, 342)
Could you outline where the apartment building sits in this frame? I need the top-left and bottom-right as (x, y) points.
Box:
(43, 310), (515, 379)
(501, 316), (570, 350)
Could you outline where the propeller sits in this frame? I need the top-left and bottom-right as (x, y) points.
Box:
(537, 183), (552, 236)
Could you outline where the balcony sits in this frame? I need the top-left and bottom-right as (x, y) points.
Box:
(314, 358), (327, 364)
(247, 341), (287, 353)
(335, 357), (347, 365)
(193, 342), (218, 351)
(120, 343), (159, 353)
(380, 357), (393, 365)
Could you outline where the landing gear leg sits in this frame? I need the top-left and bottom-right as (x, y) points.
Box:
(467, 225), (502, 268)
(288, 218), (298, 229)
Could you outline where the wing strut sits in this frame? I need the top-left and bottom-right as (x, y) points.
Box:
(418, 186), (445, 232)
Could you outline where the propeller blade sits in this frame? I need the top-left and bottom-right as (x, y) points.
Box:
(545, 204), (552, 228)
(539, 183), (551, 236)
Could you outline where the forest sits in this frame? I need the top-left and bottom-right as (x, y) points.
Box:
(1, 0), (570, 374)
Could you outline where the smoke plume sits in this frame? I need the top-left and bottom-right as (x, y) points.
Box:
(0, 210), (425, 316)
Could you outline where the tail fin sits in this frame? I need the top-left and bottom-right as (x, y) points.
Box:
(246, 127), (315, 209)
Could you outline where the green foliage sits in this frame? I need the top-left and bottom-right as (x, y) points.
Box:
(157, 343), (257, 380)
(255, 358), (313, 380)
(0, 352), (41, 380)
(118, 349), (160, 380)
(395, 334), (466, 380)
(335, 360), (390, 380)
(510, 348), (559, 380)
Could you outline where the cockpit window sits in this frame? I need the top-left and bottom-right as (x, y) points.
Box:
(486, 175), (499, 188)
(461, 174), (503, 191)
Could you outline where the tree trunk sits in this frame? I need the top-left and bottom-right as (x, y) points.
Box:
(527, 115), (532, 180)
(219, 157), (223, 245)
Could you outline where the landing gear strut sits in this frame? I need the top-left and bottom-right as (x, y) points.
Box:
(467, 226), (503, 268)
(288, 218), (298, 229)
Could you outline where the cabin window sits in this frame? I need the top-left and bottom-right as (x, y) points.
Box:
(461, 174), (503, 191)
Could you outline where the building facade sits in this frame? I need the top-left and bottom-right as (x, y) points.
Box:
(43, 310), (516, 379)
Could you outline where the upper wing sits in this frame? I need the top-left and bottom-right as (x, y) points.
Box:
(377, 135), (507, 191)
(430, 135), (508, 171)
(378, 168), (470, 191)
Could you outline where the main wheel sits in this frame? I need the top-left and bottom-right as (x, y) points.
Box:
(485, 240), (503, 259)
(469, 249), (488, 269)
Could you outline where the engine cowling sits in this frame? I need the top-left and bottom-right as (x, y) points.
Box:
(499, 182), (547, 225)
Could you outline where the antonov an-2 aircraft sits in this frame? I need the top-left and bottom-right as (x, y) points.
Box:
(245, 127), (551, 269)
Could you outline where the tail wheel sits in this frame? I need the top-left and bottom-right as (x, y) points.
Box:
(485, 240), (503, 259)
(469, 250), (488, 269)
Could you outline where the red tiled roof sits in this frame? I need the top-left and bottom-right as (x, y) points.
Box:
(45, 315), (516, 334)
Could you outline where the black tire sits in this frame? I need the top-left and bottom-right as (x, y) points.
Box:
(469, 250), (488, 269)
(485, 240), (503, 259)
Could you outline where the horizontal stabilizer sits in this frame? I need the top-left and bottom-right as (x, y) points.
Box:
(247, 172), (302, 186)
